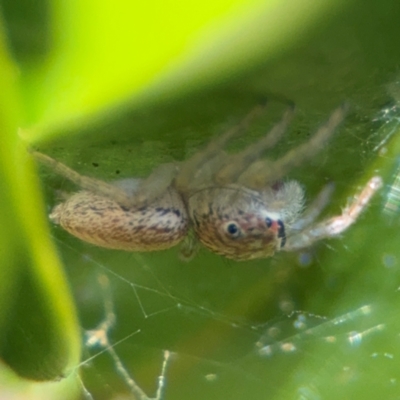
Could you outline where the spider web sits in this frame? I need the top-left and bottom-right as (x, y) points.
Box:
(46, 101), (400, 400)
(56, 241), (394, 400)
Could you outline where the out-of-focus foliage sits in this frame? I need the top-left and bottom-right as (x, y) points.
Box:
(0, 7), (80, 391)
(1, 0), (400, 399)
(14, 0), (344, 139)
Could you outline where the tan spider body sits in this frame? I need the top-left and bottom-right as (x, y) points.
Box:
(50, 180), (188, 251)
(188, 182), (304, 260)
(32, 103), (382, 260)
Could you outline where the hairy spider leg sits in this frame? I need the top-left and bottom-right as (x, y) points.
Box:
(32, 151), (181, 208)
(237, 103), (350, 190)
(131, 162), (180, 207)
(291, 182), (336, 231)
(175, 102), (268, 193)
(283, 176), (383, 251)
(31, 151), (133, 207)
(214, 106), (295, 185)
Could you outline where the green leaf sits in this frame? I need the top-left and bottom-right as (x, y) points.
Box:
(0, 10), (80, 388)
(2, 0), (400, 399)
(21, 0), (348, 140)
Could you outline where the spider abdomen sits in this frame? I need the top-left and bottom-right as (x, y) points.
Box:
(50, 188), (188, 251)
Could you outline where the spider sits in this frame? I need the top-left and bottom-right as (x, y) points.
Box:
(31, 103), (382, 260)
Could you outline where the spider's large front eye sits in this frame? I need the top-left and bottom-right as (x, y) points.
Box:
(224, 222), (241, 238)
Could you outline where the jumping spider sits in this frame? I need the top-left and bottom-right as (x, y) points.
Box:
(32, 103), (382, 261)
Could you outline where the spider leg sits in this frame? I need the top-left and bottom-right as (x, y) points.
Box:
(237, 104), (349, 190)
(283, 176), (382, 251)
(175, 102), (268, 193)
(184, 151), (230, 191)
(291, 182), (335, 231)
(31, 151), (133, 207)
(32, 150), (179, 208)
(179, 229), (200, 261)
(214, 106), (295, 185)
(133, 162), (180, 206)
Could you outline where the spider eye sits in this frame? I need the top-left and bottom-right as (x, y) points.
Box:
(277, 219), (286, 247)
(225, 222), (241, 238)
(265, 217), (272, 228)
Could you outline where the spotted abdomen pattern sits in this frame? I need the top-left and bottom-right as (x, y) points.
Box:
(51, 187), (188, 251)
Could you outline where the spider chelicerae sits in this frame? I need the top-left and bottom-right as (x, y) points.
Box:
(32, 103), (382, 260)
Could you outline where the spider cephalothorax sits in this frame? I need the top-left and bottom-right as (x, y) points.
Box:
(188, 182), (303, 260)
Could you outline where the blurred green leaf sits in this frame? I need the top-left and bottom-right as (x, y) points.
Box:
(0, 8), (80, 390)
(20, 0), (347, 140)
(2, 0), (400, 399)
